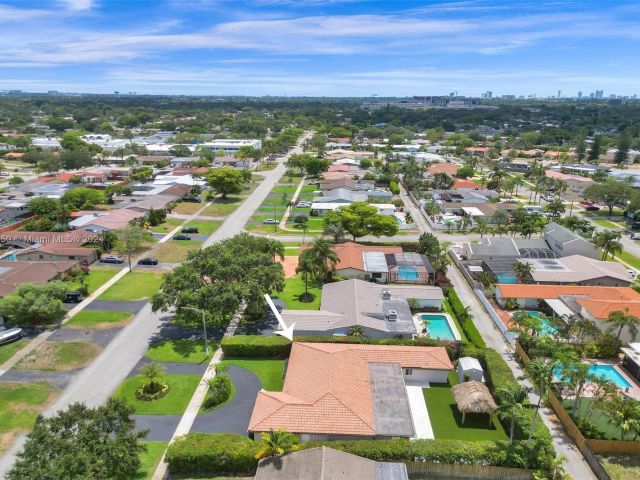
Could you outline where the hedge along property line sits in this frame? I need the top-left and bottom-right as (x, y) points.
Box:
(165, 433), (550, 476)
(444, 287), (487, 349)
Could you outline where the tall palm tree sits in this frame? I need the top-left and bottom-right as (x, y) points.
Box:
(323, 223), (345, 244)
(459, 215), (472, 231)
(560, 359), (594, 416)
(593, 231), (622, 260)
(605, 309), (640, 341)
(492, 209), (509, 230)
(265, 239), (285, 262)
(475, 217), (490, 238)
(305, 238), (339, 280)
(495, 383), (531, 445)
(254, 428), (300, 459)
(525, 358), (558, 439)
(296, 250), (316, 302)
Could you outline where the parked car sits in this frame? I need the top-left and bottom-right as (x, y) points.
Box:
(138, 257), (159, 265)
(24, 192), (34, 197)
(182, 196), (201, 203)
(631, 232), (640, 240)
(584, 205), (601, 212)
(64, 291), (84, 303)
(181, 227), (199, 234)
(0, 327), (23, 345)
(541, 195), (556, 202)
(100, 255), (125, 264)
(262, 219), (277, 225)
(7, 195), (15, 200)
(296, 202), (311, 208)
(579, 199), (594, 206)
(174, 234), (192, 240)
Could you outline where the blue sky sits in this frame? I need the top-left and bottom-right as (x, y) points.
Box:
(1, 0), (640, 97)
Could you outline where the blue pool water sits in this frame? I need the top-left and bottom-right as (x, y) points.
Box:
(525, 311), (559, 336)
(496, 273), (517, 283)
(554, 364), (632, 388)
(398, 265), (419, 280)
(421, 314), (457, 340)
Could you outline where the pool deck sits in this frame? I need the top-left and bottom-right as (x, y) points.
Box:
(557, 359), (640, 401)
(414, 312), (462, 341)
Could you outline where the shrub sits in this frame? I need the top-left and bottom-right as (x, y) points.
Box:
(204, 373), (232, 408)
(389, 181), (400, 194)
(165, 433), (259, 475)
(444, 288), (486, 348)
(221, 335), (291, 358)
(135, 382), (170, 401)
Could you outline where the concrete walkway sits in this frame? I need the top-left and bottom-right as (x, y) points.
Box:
(278, 174), (306, 229)
(406, 385), (434, 439)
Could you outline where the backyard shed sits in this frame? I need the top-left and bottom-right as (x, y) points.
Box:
(457, 356), (484, 383)
(451, 380), (497, 425)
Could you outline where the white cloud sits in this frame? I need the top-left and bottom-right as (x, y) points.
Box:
(59, 0), (95, 11)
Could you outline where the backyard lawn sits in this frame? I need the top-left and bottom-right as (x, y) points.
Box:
(15, 341), (101, 371)
(137, 441), (168, 479)
(599, 454), (640, 480)
(564, 398), (634, 440)
(145, 339), (214, 364)
(65, 310), (133, 329)
(274, 274), (322, 310)
(150, 218), (182, 234)
(66, 267), (119, 294)
(220, 358), (285, 391)
(150, 240), (203, 263)
(99, 271), (165, 301)
(0, 339), (28, 365)
(0, 382), (58, 451)
(114, 373), (201, 415)
(423, 372), (508, 441)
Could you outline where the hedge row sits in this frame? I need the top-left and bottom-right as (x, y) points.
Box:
(165, 434), (552, 475)
(220, 335), (291, 358)
(444, 287), (487, 348)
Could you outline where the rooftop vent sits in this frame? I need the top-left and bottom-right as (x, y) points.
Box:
(382, 289), (391, 300)
(388, 310), (398, 322)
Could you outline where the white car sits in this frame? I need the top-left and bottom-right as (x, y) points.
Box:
(631, 232), (640, 240)
(541, 195), (557, 202)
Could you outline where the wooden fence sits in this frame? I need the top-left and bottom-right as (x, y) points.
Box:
(406, 462), (535, 480)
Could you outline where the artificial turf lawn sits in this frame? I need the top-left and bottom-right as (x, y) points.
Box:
(145, 339), (214, 364)
(99, 271), (164, 301)
(273, 273), (322, 310)
(220, 358), (285, 391)
(0, 382), (57, 448)
(0, 339), (28, 365)
(15, 341), (101, 371)
(114, 374), (201, 415)
(180, 220), (222, 236)
(65, 267), (119, 294)
(150, 240), (203, 263)
(599, 454), (640, 480)
(137, 441), (168, 479)
(422, 372), (508, 441)
(65, 310), (134, 329)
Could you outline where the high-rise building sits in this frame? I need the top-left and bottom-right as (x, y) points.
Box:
(557, 90), (562, 99)
(578, 91), (582, 98)
(595, 90), (604, 99)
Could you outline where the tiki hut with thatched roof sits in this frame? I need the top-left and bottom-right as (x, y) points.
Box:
(451, 380), (497, 425)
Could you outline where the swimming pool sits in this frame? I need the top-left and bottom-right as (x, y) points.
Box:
(554, 364), (632, 389)
(525, 311), (558, 336)
(420, 313), (459, 341)
(496, 273), (517, 284)
(398, 265), (419, 281)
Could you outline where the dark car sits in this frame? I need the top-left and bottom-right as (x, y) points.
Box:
(100, 255), (125, 264)
(24, 192), (34, 197)
(174, 234), (192, 240)
(181, 227), (199, 234)
(182, 196), (201, 203)
(584, 205), (601, 212)
(64, 291), (84, 303)
(138, 257), (159, 266)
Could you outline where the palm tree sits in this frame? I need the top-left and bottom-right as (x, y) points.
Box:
(254, 428), (300, 460)
(593, 231), (622, 260)
(296, 250), (317, 303)
(512, 261), (533, 283)
(560, 359), (594, 416)
(605, 309), (640, 341)
(459, 215), (472, 231)
(323, 223), (345, 244)
(602, 396), (640, 440)
(525, 358), (558, 440)
(475, 217), (490, 238)
(348, 325), (366, 337)
(265, 239), (285, 262)
(305, 238), (339, 280)
(492, 209), (509, 231)
(140, 362), (165, 393)
(495, 383), (531, 444)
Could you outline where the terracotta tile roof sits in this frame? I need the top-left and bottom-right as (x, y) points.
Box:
(453, 178), (481, 189)
(249, 342), (452, 436)
(545, 170), (594, 183)
(428, 163), (458, 175)
(333, 242), (402, 271)
(328, 164), (349, 172)
(0, 260), (78, 297)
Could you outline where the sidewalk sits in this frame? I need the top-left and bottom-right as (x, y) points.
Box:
(278, 174), (306, 229)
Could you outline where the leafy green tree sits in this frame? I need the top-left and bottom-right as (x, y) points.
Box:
(602, 395), (640, 440)
(323, 222), (346, 243)
(614, 130), (632, 167)
(588, 135), (602, 162)
(474, 217), (490, 238)
(206, 166), (245, 198)
(430, 172), (454, 190)
(0, 282), (68, 327)
(8, 398), (146, 480)
(152, 234), (285, 326)
(544, 198), (566, 219)
(169, 144), (192, 157)
(416, 232), (441, 259)
(302, 157), (330, 176)
(305, 237), (339, 280)
(140, 362), (166, 394)
(255, 429), (300, 460)
(323, 202), (398, 241)
(348, 325), (366, 337)
(8, 176), (23, 185)
(27, 197), (69, 223)
(605, 309), (640, 341)
(60, 150), (94, 170)
(285, 153), (307, 175)
(61, 187), (106, 209)
(513, 261), (533, 283)
(46, 116), (75, 132)
(114, 225), (152, 272)
(559, 358), (594, 416)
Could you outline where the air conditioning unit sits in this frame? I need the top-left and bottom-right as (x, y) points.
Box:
(382, 290), (391, 300)
(388, 310), (398, 321)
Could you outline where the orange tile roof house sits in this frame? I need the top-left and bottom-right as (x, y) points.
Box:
(0, 260), (79, 297)
(427, 163), (458, 176)
(248, 342), (453, 441)
(452, 178), (482, 189)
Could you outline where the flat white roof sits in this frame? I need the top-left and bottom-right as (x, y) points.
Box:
(544, 299), (575, 318)
(363, 251), (388, 273)
(462, 206), (485, 216)
(311, 202), (349, 210)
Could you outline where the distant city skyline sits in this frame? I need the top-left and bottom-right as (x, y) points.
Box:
(2, 0), (640, 97)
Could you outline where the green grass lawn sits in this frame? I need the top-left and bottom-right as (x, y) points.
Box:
(146, 339), (214, 364)
(256, 162), (277, 171)
(65, 310), (133, 329)
(15, 341), (101, 371)
(614, 251), (640, 271)
(151, 240), (203, 263)
(114, 374), (201, 415)
(220, 359), (285, 391)
(274, 274), (322, 310)
(202, 202), (239, 216)
(180, 220), (222, 236)
(589, 218), (622, 229)
(0, 339), (27, 365)
(99, 271), (165, 301)
(599, 454), (640, 480)
(0, 382), (57, 450)
(150, 218), (182, 233)
(137, 441), (168, 479)
(173, 202), (204, 215)
(423, 372), (508, 441)
(66, 267), (119, 294)
(442, 300), (468, 342)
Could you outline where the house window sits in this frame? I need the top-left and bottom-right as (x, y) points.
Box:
(38, 255), (43, 259)
(405, 368), (413, 376)
(372, 272), (382, 279)
(69, 256), (76, 260)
